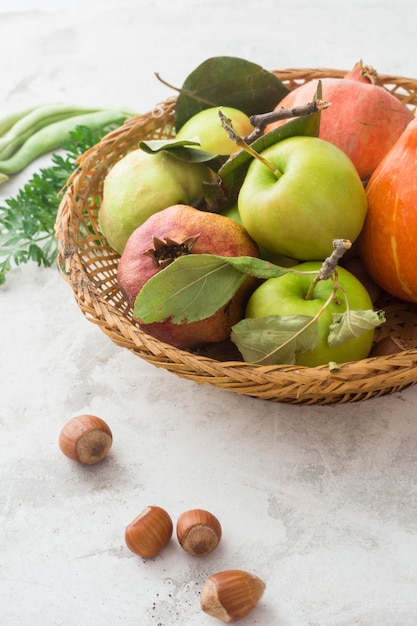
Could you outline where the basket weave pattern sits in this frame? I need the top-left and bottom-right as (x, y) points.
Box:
(55, 69), (417, 405)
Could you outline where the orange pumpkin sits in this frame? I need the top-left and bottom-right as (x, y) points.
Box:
(359, 116), (417, 303)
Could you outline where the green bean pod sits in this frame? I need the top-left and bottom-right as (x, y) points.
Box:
(0, 106), (38, 136)
(0, 110), (132, 177)
(0, 173), (9, 184)
(0, 103), (104, 160)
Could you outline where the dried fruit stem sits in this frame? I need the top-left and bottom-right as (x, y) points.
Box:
(218, 109), (283, 179)
(247, 98), (331, 141)
(305, 239), (351, 300)
(154, 72), (218, 107)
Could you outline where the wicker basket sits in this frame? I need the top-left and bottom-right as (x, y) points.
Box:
(55, 68), (417, 405)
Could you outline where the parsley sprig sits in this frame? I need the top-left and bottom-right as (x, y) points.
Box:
(0, 123), (119, 285)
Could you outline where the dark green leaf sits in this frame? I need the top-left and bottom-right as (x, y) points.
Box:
(174, 56), (289, 131)
(139, 138), (220, 164)
(231, 314), (319, 365)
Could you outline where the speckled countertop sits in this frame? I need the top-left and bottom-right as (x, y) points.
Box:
(1, 1), (417, 625)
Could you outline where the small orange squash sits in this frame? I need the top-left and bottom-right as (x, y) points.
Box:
(359, 115), (417, 303)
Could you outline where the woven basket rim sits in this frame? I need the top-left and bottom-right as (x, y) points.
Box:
(55, 67), (417, 405)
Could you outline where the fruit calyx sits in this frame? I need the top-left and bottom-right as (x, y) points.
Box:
(344, 60), (378, 85)
(143, 233), (201, 267)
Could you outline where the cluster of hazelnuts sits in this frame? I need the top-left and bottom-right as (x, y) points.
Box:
(58, 414), (266, 623)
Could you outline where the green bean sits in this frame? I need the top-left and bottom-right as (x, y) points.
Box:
(0, 110), (132, 177)
(0, 173), (9, 184)
(0, 103), (103, 160)
(0, 106), (38, 136)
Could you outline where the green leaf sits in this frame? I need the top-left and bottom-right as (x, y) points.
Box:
(133, 253), (289, 324)
(174, 56), (289, 131)
(203, 93), (322, 211)
(139, 138), (222, 165)
(231, 315), (319, 365)
(213, 254), (288, 279)
(328, 309), (386, 347)
(133, 254), (246, 324)
(0, 121), (124, 285)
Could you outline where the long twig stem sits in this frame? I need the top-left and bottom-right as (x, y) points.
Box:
(218, 109), (283, 178)
(246, 99), (331, 142)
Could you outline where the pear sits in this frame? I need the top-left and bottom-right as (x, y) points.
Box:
(98, 148), (214, 254)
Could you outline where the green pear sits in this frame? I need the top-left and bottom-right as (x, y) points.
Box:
(98, 148), (214, 254)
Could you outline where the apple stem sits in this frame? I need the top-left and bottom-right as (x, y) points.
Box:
(246, 98), (331, 142)
(305, 239), (352, 300)
(218, 109), (283, 179)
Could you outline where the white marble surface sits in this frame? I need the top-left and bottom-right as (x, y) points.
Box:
(1, 2), (417, 625)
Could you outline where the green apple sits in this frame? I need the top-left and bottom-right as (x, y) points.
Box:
(245, 261), (375, 367)
(237, 136), (368, 260)
(175, 106), (254, 155)
(223, 203), (299, 267)
(222, 204), (300, 267)
(98, 148), (214, 254)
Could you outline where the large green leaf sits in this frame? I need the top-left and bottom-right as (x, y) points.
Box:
(231, 315), (319, 365)
(133, 254), (288, 324)
(174, 56), (289, 131)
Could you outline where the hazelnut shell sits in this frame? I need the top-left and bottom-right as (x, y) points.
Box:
(58, 414), (112, 465)
(176, 509), (222, 556)
(125, 505), (173, 558)
(200, 569), (266, 622)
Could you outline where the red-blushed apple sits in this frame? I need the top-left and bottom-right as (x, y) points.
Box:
(237, 136), (368, 261)
(98, 148), (215, 254)
(243, 261), (375, 367)
(175, 106), (254, 155)
(117, 204), (260, 350)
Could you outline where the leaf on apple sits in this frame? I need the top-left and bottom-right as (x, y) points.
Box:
(230, 315), (319, 365)
(133, 253), (288, 324)
(203, 94), (322, 211)
(174, 56), (289, 132)
(139, 137), (224, 167)
(328, 309), (386, 347)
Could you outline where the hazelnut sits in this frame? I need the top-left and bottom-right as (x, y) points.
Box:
(176, 509), (222, 556)
(370, 336), (411, 357)
(58, 414), (112, 465)
(125, 505), (173, 558)
(200, 569), (266, 623)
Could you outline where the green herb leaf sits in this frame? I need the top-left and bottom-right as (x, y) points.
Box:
(0, 122), (122, 285)
(231, 315), (319, 365)
(328, 309), (386, 347)
(133, 253), (289, 324)
(174, 56), (289, 131)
